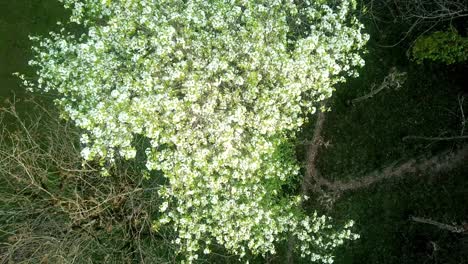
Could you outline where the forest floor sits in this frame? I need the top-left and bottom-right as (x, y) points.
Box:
(291, 10), (468, 264)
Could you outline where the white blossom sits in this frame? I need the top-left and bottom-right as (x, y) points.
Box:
(22, 0), (368, 262)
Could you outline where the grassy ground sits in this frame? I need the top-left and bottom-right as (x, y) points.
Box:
(331, 166), (468, 264)
(295, 7), (468, 264)
(0, 0), (68, 100)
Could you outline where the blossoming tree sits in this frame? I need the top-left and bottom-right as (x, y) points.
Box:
(22, 0), (368, 262)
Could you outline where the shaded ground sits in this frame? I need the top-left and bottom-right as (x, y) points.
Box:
(294, 8), (468, 264)
(0, 0), (68, 100)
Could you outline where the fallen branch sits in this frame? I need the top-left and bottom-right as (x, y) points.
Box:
(293, 102), (468, 261)
(314, 145), (468, 192)
(302, 109), (327, 194)
(288, 104), (327, 263)
(403, 135), (468, 141)
(458, 94), (466, 136)
(351, 67), (407, 105)
(301, 97), (468, 195)
(411, 216), (466, 233)
(404, 95), (467, 143)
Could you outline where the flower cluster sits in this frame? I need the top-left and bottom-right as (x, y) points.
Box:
(23, 0), (368, 262)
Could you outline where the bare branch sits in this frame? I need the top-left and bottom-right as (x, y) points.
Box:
(411, 216), (466, 233)
(302, 107), (327, 194)
(351, 67), (407, 105)
(403, 135), (468, 141)
(314, 145), (468, 192)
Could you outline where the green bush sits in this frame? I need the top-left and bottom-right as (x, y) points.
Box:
(412, 28), (468, 64)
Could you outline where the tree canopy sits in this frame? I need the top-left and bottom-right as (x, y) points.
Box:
(22, 0), (368, 262)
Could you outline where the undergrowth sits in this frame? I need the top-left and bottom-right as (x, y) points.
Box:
(0, 99), (175, 263)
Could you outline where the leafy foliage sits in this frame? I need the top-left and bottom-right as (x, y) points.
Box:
(21, 0), (368, 262)
(412, 28), (468, 64)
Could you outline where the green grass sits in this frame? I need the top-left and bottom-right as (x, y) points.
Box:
(0, 0), (68, 99)
(295, 10), (468, 264)
(331, 166), (468, 264)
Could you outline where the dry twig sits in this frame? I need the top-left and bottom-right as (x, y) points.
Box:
(351, 67), (407, 105)
(411, 216), (466, 233)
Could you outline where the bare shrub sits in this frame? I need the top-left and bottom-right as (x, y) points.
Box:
(0, 98), (175, 263)
(362, 0), (467, 46)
